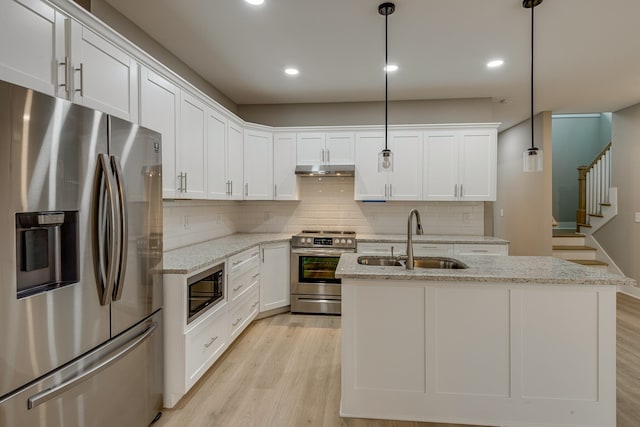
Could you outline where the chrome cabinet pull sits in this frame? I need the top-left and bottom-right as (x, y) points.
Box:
(204, 336), (218, 348)
(389, 183), (393, 197)
(59, 57), (69, 93)
(326, 149), (330, 163)
(75, 63), (84, 96)
(232, 318), (242, 327)
(251, 273), (259, 280)
(245, 183), (249, 197)
(251, 301), (259, 309)
(233, 284), (243, 292)
(454, 184), (458, 198)
(460, 184), (463, 198)
(274, 184), (277, 198)
(321, 149), (325, 162)
(184, 172), (188, 192)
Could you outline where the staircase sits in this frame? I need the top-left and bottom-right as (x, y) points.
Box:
(552, 229), (608, 270)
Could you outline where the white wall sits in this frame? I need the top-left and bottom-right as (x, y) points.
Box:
(163, 178), (485, 251)
(493, 112), (553, 256)
(593, 103), (640, 281)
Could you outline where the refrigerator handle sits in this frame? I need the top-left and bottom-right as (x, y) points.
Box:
(111, 156), (128, 301)
(94, 154), (119, 306)
(26, 322), (158, 410)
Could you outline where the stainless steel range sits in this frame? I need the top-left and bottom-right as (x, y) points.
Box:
(290, 230), (356, 315)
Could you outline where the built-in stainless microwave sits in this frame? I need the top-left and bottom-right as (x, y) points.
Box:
(187, 262), (225, 324)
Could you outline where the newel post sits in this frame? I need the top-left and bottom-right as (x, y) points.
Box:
(576, 166), (588, 231)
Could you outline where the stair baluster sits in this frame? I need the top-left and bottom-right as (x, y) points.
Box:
(576, 142), (612, 232)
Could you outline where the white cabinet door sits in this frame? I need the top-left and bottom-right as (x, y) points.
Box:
(423, 131), (459, 201)
(179, 91), (207, 199)
(244, 129), (273, 200)
(260, 242), (291, 312)
(325, 132), (355, 164)
(355, 132), (387, 200)
(206, 108), (227, 199)
(273, 133), (298, 200)
(296, 132), (325, 166)
(459, 128), (497, 201)
(0, 0), (66, 96)
(226, 120), (244, 200)
(139, 67), (180, 199)
(388, 131), (423, 200)
(69, 21), (138, 122)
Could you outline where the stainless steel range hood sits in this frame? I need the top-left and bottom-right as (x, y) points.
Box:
(295, 164), (355, 177)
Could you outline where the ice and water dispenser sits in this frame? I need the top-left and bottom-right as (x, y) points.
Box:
(15, 211), (79, 298)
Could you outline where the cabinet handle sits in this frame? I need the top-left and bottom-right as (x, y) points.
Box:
(232, 317), (242, 327)
(470, 249), (489, 253)
(261, 248), (265, 262)
(389, 184), (393, 197)
(460, 184), (463, 198)
(245, 183), (249, 197)
(184, 172), (188, 192)
(384, 184), (388, 199)
(233, 284), (243, 292)
(251, 273), (259, 280)
(232, 260), (242, 267)
(326, 149), (330, 163)
(251, 301), (259, 309)
(204, 336), (218, 348)
(274, 184), (277, 198)
(177, 173), (183, 192)
(454, 184), (458, 198)
(59, 57), (69, 93)
(74, 63), (84, 96)
(321, 149), (325, 162)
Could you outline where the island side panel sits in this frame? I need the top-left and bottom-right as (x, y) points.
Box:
(341, 279), (616, 427)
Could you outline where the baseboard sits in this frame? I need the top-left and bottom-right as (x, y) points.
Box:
(618, 284), (640, 299)
(255, 305), (290, 320)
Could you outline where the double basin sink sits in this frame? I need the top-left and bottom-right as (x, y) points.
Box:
(357, 256), (468, 269)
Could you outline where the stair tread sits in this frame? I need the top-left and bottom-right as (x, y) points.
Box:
(567, 259), (609, 266)
(600, 203), (612, 206)
(577, 223), (592, 228)
(589, 213), (604, 218)
(552, 245), (597, 251)
(552, 229), (585, 237)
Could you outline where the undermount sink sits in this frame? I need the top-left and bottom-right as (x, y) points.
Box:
(357, 256), (468, 269)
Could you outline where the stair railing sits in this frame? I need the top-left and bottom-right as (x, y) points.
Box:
(577, 142), (612, 231)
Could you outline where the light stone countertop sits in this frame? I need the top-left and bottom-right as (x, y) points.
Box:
(356, 234), (509, 244)
(336, 253), (635, 286)
(163, 233), (292, 274)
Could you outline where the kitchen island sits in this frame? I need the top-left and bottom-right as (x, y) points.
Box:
(336, 254), (634, 427)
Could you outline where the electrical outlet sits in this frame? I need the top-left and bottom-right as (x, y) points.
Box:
(500, 209), (504, 217)
(635, 212), (640, 223)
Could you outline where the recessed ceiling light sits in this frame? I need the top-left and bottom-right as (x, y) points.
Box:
(384, 64), (399, 72)
(245, 0), (264, 5)
(487, 59), (504, 68)
(284, 68), (299, 76)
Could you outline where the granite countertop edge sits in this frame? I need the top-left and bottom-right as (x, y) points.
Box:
(336, 254), (636, 287)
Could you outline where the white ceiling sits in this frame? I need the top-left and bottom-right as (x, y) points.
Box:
(104, 0), (640, 130)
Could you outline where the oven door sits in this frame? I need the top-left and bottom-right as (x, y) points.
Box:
(290, 248), (347, 296)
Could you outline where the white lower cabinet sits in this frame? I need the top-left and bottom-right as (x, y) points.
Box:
(357, 242), (407, 256)
(229, 284), (260, 341)
(184, 304), (228, 390)
(260, 242), (291, 313)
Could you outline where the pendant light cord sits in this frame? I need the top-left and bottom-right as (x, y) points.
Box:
(530, 0), (535, 150)
(385, 10), (389, 151)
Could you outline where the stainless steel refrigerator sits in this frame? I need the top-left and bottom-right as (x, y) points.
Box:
(0, 80), (163, 426)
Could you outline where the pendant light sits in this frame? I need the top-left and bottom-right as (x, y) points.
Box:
(378, 2), (395, 172)
(523, 0), (543, 172)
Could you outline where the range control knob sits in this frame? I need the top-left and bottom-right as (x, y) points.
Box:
(340, 239), (346, 244)
(346, 239), (352, 245)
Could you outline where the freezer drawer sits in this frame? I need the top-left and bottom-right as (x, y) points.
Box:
(0, 311), (163, 427)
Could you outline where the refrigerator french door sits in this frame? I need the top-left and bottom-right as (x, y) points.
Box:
(0, 80), (163, 426)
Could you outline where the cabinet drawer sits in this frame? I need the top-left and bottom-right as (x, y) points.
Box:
(357, 242), (406, 256)
(228, 263), (260, 302)
(185, 304), (228, 389)
(229, 284), (260, 341)
(413, 243), (452, 257)
(454, 244), (508, 256)
(228, 246), (260, 274)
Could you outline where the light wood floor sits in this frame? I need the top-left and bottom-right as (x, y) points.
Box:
(157, 293), (640, 427)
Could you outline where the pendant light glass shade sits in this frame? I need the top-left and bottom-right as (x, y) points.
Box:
(378, 2), (395, 173)
(523, 146), (543, 172)
(378, 149), (393, 172)
(522, 0), (543, 173)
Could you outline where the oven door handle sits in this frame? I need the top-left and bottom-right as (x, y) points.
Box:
(291, 248), (354, 256)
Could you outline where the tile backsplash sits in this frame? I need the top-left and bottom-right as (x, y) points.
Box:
(163, 177), (484, 250)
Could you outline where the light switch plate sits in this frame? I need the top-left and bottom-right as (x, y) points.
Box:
(635, 212), (640, 223)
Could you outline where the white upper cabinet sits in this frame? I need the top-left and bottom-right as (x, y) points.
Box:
(354, 132), (387, 200)
(355, 131), (422, 201)
(206, 108), (227, 200)
(423, 130), (460, 201)
(226, 120), (244, 200)
(244, 129), (273, 200)
(458, 128), (497, 201)
(68, 21), (138, 122)
(179, 91), (207, 199)
(273, 133), (298, 200)
(388, 131), (423, 200)
(297, 132), (355, 166)
(0, 0), (66, 96)
(139, 67), (180, 199)
(423, 127), (497, 201)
